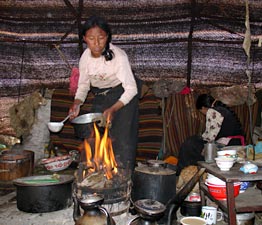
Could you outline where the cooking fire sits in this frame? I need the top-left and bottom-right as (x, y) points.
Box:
(76, 122), (131, 189)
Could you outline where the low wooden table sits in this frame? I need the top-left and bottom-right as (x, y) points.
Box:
(198, 161), (262, 225)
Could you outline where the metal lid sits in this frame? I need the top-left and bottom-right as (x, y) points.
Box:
(134, 199), (166, 215)
(80, 194), (104, 205)
(135, 160), (176, 175)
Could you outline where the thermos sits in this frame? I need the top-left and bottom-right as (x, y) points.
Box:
(204, 142), (217, 163)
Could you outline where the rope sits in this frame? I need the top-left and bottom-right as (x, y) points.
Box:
(54, 44), (72, 70)
(18, 41), (26, 103)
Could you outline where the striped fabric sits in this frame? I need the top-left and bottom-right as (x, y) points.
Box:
(136, 89), (163, 161)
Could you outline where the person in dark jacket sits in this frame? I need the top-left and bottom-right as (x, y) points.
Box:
(176, 94), (244, 176)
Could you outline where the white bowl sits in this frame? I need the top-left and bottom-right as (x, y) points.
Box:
(207, 176), (226, 186)
(47, 122), (64, 133)
(215, 157), (235, 171)
(41, 155), (72, 172)
(217, 150), (237, 159)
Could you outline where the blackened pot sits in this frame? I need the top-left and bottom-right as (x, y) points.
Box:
(13, 174), (74, 213)
(180, 201), (202, 217)
(131, 160), (177, 204)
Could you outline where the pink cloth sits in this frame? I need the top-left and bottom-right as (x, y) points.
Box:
(179, 86), (191, 95)
(69, 67), (79, 96)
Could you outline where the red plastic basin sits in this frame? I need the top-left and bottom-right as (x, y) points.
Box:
(205, 182), (241, 200)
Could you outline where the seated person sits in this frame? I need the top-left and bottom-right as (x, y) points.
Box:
(176, 94), (244, 176)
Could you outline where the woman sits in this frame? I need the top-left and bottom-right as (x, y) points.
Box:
(69, 15), (139, 171)
(176, 94), (244, 175)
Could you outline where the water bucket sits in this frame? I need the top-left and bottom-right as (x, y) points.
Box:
(0, 153), (31, 181)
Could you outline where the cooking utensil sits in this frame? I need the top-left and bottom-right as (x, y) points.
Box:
(131, 160), (177, 205)
(13, 174), (74, 213)
(47, 114), (71, 132)
(71, 113), (104, 124)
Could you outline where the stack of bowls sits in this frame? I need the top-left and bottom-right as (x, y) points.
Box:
(205, 174), (241, 200)
(215, 149), (237, 171)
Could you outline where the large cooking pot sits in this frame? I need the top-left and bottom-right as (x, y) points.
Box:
(131, 160), (177, 204)
(13, 174), (74, 213)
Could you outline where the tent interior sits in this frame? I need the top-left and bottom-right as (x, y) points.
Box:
(0, 0), (262, 161)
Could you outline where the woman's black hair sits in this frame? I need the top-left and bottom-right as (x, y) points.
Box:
(82, 15), (114, 61)
(196, 94), (225, 109)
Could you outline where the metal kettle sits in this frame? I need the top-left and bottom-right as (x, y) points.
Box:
(73, 193), (115, 225)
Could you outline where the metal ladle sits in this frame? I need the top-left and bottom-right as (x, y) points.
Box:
(47, 114), (71, 133)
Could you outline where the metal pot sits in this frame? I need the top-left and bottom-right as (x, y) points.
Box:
(131, 160), (177, 204)
(71, 113), (104, 138)
(13, 174), (74, 213)
(180, 201), (202, 217)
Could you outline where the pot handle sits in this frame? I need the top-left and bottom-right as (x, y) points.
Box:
(98, 206), (114, 225)
(72, 188), (81, 222)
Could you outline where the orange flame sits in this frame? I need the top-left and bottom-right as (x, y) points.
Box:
(84, 121), (118, 180)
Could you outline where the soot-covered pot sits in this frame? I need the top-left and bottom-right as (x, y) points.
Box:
(13, 174), (74, 213)
(132, 160), (177, 204)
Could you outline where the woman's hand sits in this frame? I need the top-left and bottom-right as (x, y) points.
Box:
(103, 100), (124, 123)
(69, 100), (83, 120)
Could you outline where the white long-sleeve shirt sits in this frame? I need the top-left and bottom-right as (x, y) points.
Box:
(75, 43), (137, 105)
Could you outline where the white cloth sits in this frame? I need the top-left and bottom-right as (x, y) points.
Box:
(75, 43), (137, 105)
(202, 108), (224, 142)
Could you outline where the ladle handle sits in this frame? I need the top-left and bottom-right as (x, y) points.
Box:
(61, 114), (71, 124)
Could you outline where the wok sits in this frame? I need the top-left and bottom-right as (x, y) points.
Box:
(71, 113), (104, 124)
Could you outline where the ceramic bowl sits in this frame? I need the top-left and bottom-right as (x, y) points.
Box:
(215, 157), (235, 171)
(41, 155), (72, 172)
(207, 175), (225, 186)
(180, 216), (207, 225)
(217, 150), (237, 159)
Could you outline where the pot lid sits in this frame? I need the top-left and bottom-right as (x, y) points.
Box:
(135, 160), (176, 175)
(80, 194), (104, 205)
(13, 174), (74, 186)
(134, 199), (166, 216)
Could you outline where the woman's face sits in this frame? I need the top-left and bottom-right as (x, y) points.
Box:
(199, 107), (208, 115)
(83, 26), (108, 58)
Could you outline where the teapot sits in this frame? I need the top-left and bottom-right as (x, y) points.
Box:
(73, 193), (115, 225)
